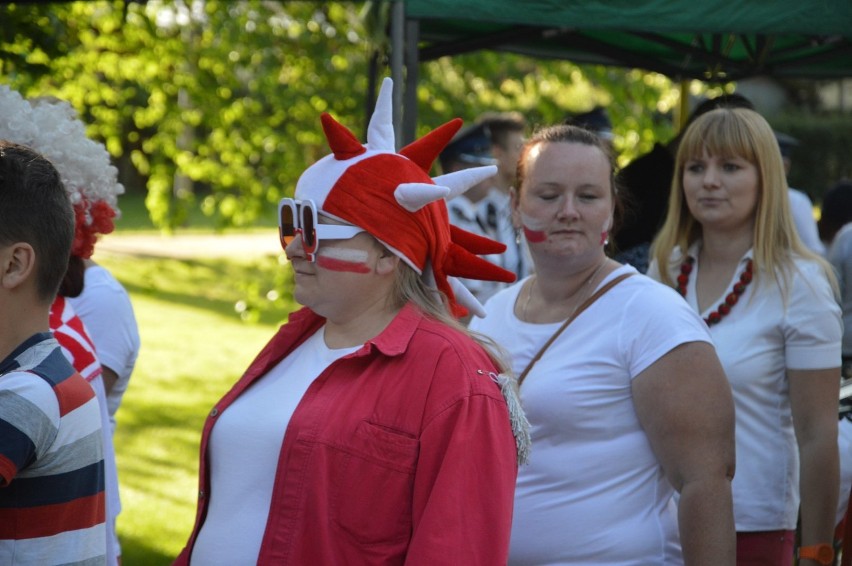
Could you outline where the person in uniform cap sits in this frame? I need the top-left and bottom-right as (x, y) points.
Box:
(440, 123), (509, 307)
(473, 112), (533, 284)
(775, 130), (799, 171)
(565, 106), (615, 144)
(440, 122), (497, 170)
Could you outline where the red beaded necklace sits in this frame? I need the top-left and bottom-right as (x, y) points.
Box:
(676, 256), (754, 326)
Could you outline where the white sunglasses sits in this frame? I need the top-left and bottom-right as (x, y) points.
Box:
(278, 198), (364, 262)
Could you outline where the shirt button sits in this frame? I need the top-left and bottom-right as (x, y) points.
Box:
(210, 407), (219, 417)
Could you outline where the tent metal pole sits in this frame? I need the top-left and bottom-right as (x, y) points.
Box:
(390, 0), (405, 148)
(365, 50), (379, 140)
(678, 80), (690, 132)
(403, 17), (420, 145)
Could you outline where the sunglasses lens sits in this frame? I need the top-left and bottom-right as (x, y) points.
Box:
(279, 203), (296, 245)
(301, 202), (316, 250)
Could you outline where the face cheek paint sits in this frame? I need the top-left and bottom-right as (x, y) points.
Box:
(518, 212), (548, 243)
(523, 226), (547, 243)
(316, 247), (372, 274)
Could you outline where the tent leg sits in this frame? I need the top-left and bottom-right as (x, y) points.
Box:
(403, 18), (420, 145)
(677, 80), (690, 132)
(390, 0), (405, 148)
(365, 49), (379, 140)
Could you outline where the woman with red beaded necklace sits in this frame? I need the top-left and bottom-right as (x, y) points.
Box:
(649, 107), (842, 566)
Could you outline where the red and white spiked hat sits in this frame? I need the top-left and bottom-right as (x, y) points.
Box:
(295, 77), (515, 318)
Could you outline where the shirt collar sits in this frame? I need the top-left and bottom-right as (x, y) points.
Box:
(0, 332), (54, 375)
(685, 240), (754, 265)
(287, 302), (423, 360)
(360, 302), (422, 357)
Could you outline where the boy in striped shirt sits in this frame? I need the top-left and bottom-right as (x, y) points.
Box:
(0, 142), (106, 565)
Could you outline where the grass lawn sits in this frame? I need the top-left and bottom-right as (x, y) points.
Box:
(114, 191), (279, 234)
(95, 226), (298, 564)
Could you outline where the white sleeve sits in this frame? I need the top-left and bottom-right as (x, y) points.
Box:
(70, 269), (140, 382)
(617, 277), (713, 378)
(783, 259), (842, 369)
(829, 226), (852, 301)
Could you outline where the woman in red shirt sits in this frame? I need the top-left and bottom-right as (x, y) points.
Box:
(175, 78), (527, 565)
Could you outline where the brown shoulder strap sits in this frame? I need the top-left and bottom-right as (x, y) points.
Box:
(517, 273), (634, 386)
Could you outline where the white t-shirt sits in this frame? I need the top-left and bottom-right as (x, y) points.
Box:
(829, 223), (852, 357)
(68, 265), (140, 430)
(471, 265), (711, 565)
(191, 327), (358, 566)
(649, 246), (841, 530)
(837, 418), (852, 525)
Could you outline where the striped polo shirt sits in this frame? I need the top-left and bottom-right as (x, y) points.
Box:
(0, 332), (106, 565)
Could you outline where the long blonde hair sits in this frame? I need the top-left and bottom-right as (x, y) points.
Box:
(651, 108), (836, 297)
(389, 262), (511, 374)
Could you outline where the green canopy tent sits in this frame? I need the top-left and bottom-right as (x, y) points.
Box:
(384, 0), (852, 143)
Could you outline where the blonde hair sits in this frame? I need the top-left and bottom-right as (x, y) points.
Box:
(651, 108), (836, 297)
(389, 262), (511, 374)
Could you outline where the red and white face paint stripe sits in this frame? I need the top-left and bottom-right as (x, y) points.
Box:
(519, 212), (548, 243)
(316, 247), (372, 274)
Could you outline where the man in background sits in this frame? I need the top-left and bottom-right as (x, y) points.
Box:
(476, 112), (531, 282)
(440, 123), (506, 305)
(565, 106), (615, 152)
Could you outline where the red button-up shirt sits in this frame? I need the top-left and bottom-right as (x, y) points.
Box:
(175, 303), (518, 565)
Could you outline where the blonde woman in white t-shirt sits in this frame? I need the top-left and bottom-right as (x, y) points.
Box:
(649, 108), (842, 566)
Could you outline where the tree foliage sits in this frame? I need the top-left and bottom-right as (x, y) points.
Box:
(1, 0), (689, 231)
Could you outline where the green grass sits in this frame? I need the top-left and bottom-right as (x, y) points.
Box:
(111, 192), (158, 232)
(114, 191), (279, 234)
(96, 244), (298, 564)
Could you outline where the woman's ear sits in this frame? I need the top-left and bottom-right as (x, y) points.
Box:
(510, 187), (521, 229)
(375, 249), (400, 276)
(0, 243), (36, 291)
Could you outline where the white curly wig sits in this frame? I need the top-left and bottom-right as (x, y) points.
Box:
(0, 84), (124, 258)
